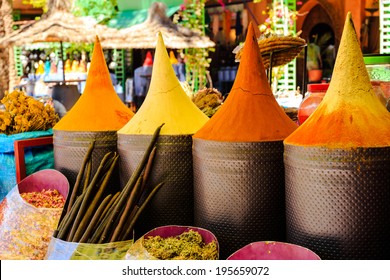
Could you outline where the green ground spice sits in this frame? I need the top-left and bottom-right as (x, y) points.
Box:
(143, 230), (218, 260)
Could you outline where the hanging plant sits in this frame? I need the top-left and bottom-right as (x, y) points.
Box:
(174, 0), (214, 92)
(258, 1), (299, 93)
(72, 0), (118, 24)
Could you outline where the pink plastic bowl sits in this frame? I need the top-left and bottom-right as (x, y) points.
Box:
(144, 225), (219, 257)
(17, 169), (70, 199)
(227, 241), (321, 260)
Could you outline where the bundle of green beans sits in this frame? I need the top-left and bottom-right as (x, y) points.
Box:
(54, 124), (165, 243)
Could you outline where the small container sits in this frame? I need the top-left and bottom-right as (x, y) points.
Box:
(298, 83), (329, 125)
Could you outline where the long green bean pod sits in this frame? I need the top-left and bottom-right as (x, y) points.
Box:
(72, 154), (119, 242)
(89, 193), (122, 243)
(98, 124), (164, 243)
(96, 191), (120, 227)
(56, 192), (85, 240)
(109, 175), (143, 242)
(121, 182), (164, 241)
(66, 140), (95, 213)
(82, 158), (93, 193)
(67, 152), (115, 241)
(78, 194), (112, 243)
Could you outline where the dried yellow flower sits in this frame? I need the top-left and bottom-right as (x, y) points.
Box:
(0, 89), (59, 135)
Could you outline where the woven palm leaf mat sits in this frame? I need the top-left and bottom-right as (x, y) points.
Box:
(193, 139), (286, 259)
(53, 130), (119, 192)
(284, 145), (390, 260)
(234, 35), (306, 69)
(117, 134), (194, 238)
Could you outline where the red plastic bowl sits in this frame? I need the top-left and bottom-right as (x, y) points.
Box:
(227, 241), (321, 260)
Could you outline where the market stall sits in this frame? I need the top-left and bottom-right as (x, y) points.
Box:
(100, 2), (216, 107)
(101, 2), (215, 50)
(0, 0), (120, 110)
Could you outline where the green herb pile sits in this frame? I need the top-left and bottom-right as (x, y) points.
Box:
(143, 230), (218, 260)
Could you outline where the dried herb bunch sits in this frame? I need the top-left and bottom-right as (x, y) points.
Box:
(192, 87), (223, 117)
(143, 230), (218, 260)
(55, 124), (165, 244)
(0, 89), (59, 135)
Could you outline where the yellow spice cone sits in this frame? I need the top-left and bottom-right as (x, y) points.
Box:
(118, 32), (208, 135)
(285, 12), (390, 148)
(194, 22), (297, 142)
(54, 36), (133, 131)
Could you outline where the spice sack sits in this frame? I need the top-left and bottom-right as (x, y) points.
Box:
(0, 169), (69, 259)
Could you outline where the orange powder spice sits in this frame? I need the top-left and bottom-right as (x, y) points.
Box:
(54, 36), (133, 131)
(194, 22), (297, 142)
(285, 13), (390, 148)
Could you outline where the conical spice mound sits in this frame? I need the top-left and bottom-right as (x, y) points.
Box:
(54, 36), (133, 131)
(285, 12), (390, 148)
(118, 32), (208, 135)
(194, 22), (297, 142)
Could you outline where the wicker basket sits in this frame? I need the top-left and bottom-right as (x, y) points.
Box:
(234, 35), (306, 69)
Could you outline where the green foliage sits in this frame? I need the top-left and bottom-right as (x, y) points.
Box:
(64, 43), (93, 59)
(22, 0), (118, 24)
(72, 0), (118, 24)
(174, 0), (214, 92)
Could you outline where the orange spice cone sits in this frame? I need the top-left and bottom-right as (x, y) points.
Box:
(54, 36), (133, 131)
(52, 36), (133, 191)
(285, 12), (390, 148)
(193, 21), (297, 259)
(194, 22), (297, 142)
(284, 13), (390, 260)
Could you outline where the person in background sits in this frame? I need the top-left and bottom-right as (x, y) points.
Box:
(170, 50), (186, 82)
(131, 51), (153, 111)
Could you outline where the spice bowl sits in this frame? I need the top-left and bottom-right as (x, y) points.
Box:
(227, 241), (321, 260)
(125, 225), (219, 260)
(18, 169), (69, 199)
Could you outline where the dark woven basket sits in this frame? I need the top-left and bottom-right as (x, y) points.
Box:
(53, 130), (119, 192)
(284, 145), (390, 260)
(117, 134), (194, 238)
(193, 139), (287, 259)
